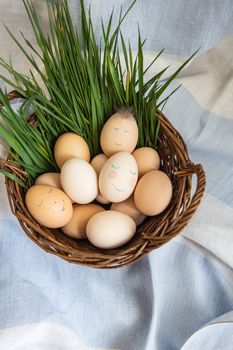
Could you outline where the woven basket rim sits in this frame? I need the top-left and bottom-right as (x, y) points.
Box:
(1, 90), (206, 268)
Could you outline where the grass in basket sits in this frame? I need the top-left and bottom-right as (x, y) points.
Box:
(0, 0), (196, 188)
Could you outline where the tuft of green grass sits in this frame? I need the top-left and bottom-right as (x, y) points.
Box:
(0, 0), (197, 187)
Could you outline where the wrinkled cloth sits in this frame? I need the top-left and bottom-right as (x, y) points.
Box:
(1, 1), (233, 349)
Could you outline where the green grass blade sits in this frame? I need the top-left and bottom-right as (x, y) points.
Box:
(0, 169), (27, 189)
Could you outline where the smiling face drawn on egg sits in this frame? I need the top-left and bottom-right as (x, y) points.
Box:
(108, 162), (137, 192)
(100, 111), (138, 157)
(25, 185), (73, 228)
(35, 188), (66, 214)
(52, 200), (66, 214)
(99, 152), (138, 203)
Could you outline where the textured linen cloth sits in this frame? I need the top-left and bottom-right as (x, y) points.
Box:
(1, 1), (233, 349)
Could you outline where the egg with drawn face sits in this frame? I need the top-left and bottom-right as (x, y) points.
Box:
(100, 110), (138, 157)
(99, 152), (138, 203)
(25, 185), (73, 228)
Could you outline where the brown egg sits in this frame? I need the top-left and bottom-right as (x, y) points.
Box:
(91, 153), (108, 175)
(134, 170), (172, 216)
(35, 172), (76, 204)
(62, 204), (105, 239)
(132, 147), (160, 178)
(54, 133), (90, 169)
(35, 172), (62, 189)
(25, 185), (73, 228)
(91, 153), (110, 204)
(111, 195), (146, 225)
(100, 110), (138, 157)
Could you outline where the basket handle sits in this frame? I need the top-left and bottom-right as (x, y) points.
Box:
(141, 162), (206, 241)
(142, 163), (206, 240)
(173, 161), (206, 227)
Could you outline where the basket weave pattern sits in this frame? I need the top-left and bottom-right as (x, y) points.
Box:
(1, 91), (206, 268)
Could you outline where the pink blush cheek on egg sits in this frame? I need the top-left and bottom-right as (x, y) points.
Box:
(108, 170), (117, 179)
(129, 177), (137, 187)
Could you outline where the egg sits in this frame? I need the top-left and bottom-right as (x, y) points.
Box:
(60, 158), (98, 204)
(132, 147), (160, 178)
(134, 170), (173, 216)
(99, 152), (138, 203)
(54, 132), (90, 169)
(91, 153), (110, 204)
(91, 153), (108, 175)
(111, 195), (146, 225)
(86, 210), (136, 249)
(35, 172), (62, 189)
(100, 110), (138, 157)
(62, 204), (104, 239)
(25, 185), (73, 228)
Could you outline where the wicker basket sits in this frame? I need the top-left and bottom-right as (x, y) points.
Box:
(1, 91), (206, 269)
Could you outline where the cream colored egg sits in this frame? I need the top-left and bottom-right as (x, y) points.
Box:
(91, 153), (110, 204)
(100, 110), (138, 157)
(134, 170), (172, 216)
(54, 132), (90, 169)
(25, 185), (73, 228)
(86, 210), (136, 249)
(91, 153), (108, 175)
(60, 158), (98, 204)
(35, 172), (62, 189)
(62, 204), (104, 239)
(132, 147), (160, 178)
(99, 152), (138, 203)
(111, 195), (146, 225)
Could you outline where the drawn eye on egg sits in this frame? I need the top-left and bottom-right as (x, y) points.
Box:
(112, 163), (120, 169)
(113, 127), (119, 131)
(124, 129), (130, 133)
(129, 169), (137, 175)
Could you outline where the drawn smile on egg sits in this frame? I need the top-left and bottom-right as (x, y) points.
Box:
(113, 184), (126, 192)
(114, 141), (122, 146)
(53, 200), (66, 214)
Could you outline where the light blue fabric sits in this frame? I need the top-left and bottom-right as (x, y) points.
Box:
(70, 0), (233, 55)
(1, 220), (233, 350)
(1, 1), (233, 349)
(165, 83), (233, 207)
